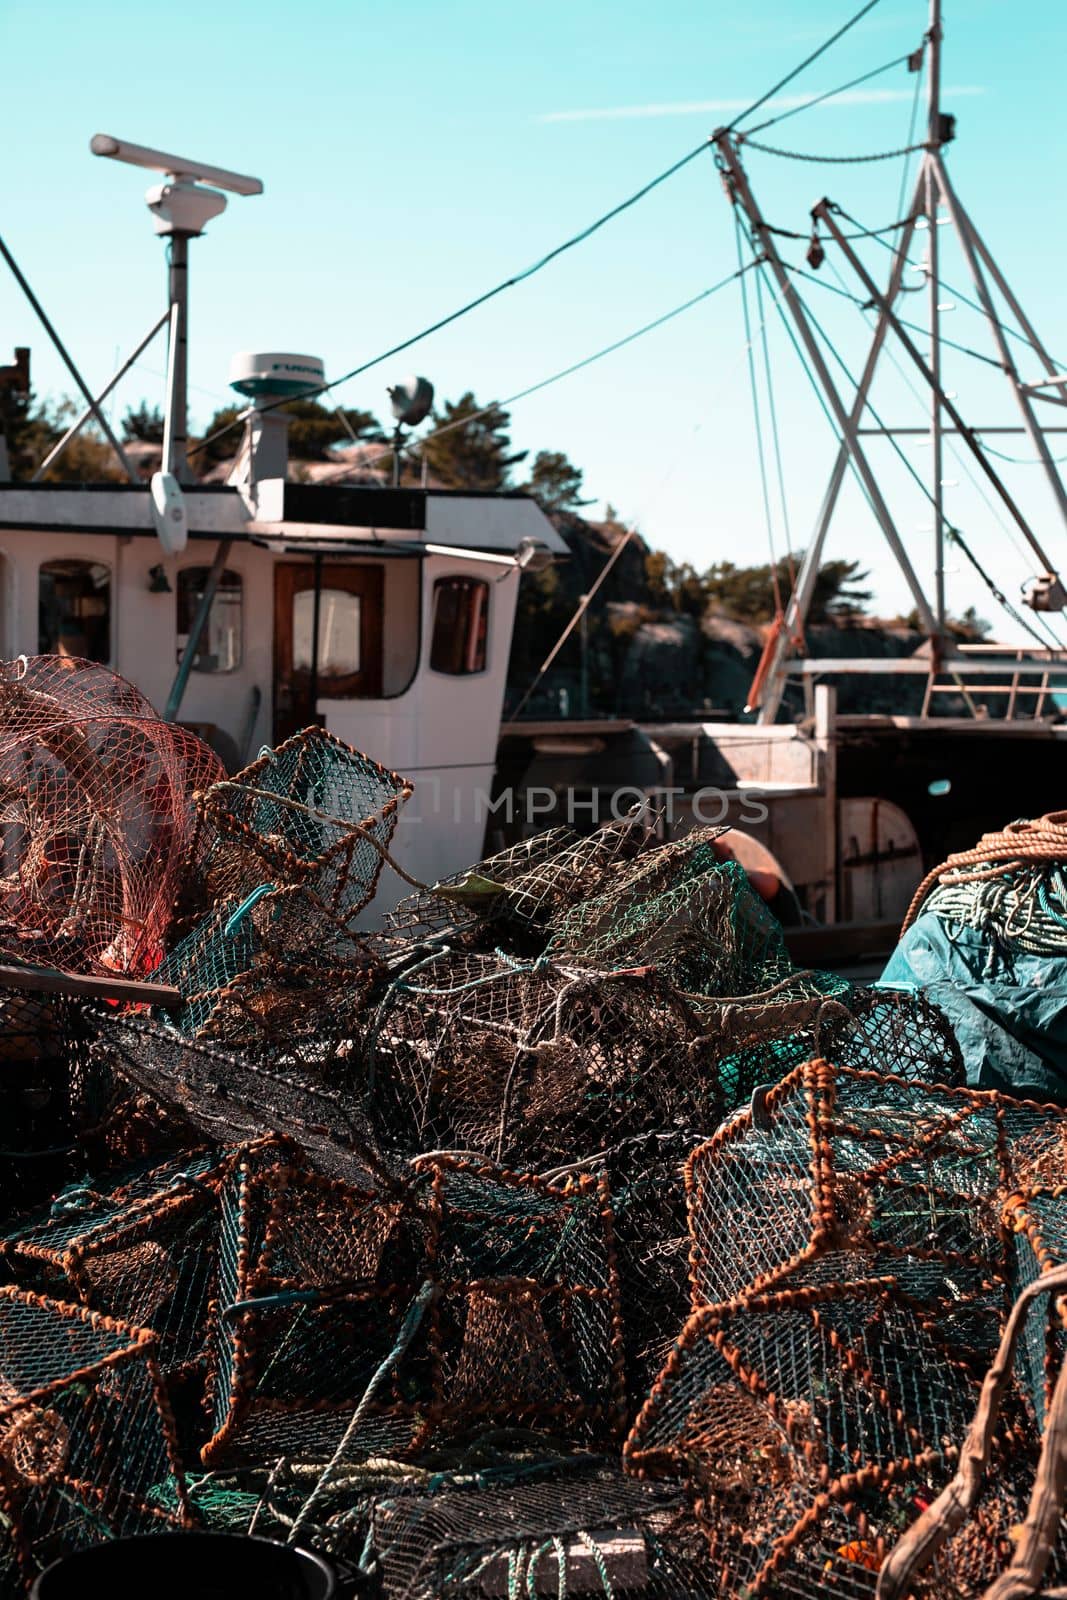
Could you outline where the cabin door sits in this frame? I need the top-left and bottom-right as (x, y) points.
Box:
(273, 562), (384, 743)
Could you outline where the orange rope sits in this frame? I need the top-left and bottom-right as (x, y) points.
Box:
(902, 811), (1067, 933)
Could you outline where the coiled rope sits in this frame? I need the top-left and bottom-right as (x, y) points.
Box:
(903, 812), (1067, 938)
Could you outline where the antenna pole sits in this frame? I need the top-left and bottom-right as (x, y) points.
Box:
(166, 235), (191, 483)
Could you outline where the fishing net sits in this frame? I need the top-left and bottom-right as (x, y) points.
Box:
(411, 1155), (626, 1447)
(684, 1060), (1035, 1340)
(546, 831), (791, 996)
(202, 1147), (422, 1469)
(0, 654), (222, 975)
(0, 1286), (187, 1583)
(0, 1147), (233, 1386)
(361, 1457), (713, 1599)
(387, 813), (660, 953)
(364, 954), (715, 1167)
(622, 1280), (982, 1598)
(192, 726), (412, 932)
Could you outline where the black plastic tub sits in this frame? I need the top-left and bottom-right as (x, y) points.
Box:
(31, 1532), (337, 1600)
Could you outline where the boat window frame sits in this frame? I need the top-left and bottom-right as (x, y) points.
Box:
(38, 556), (113, 664)
(176, 564), (244, 674)
(428, 573), (491, 678)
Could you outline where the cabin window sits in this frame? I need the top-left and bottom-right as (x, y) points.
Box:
(177, 568), (243, 673)
(292, 588), (361, 680)
(38, 560), (111, 662)
(430, 576), (489, 675)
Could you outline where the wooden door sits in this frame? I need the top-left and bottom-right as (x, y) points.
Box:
(273, 562), (384, 743)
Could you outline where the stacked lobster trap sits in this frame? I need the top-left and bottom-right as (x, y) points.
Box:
(1, 657), (1067, 1594)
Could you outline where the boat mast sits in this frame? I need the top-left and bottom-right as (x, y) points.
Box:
(925, 0), (946, 631)
(726, 0), (1067, 723)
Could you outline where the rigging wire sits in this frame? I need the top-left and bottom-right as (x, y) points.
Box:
(728, 0), (884, 134)
(742, 222), (1063, 652)
(895, 54), (926, 223)
(800, 278), (1063, 648)
(173, 0), (893, 464)
(316, 262), (760, 485)
(189, 139), (715, 459)
(817, 252), (1067, 649)
(754, 263), (796, 586)
(783, 260), (1002, 370)
(743, 51), (915, 137)
(835, 203), (1067, 372)
(735, 212), (782, 610)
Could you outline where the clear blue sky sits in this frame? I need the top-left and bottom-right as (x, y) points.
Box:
(3, 0), (1065, 638)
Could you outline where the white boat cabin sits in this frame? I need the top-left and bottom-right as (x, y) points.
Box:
(0, 477), (566, 913)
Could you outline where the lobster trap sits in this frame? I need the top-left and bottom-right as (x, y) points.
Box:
(202, 1148), (422, 1468)
(546, 832), (792, 997)
(386, 813), (657, 953)
(91, 1010), (392, 1189)
(682, 1059), (1054, 1338)
(0, 654), (222, 975)
(362, 1457), (712, 1599)
(365, 953), (718, 1167)
(412, 1155), (627, 1448)
(622, 1280), (982, 1598)
(690, 979), (965, 1107)
(0, 1148), (232, 1387)
(1003, 1185), (1067, 1433)
(0, 1286), (188, 1583)
(193, 726), (412, 933)
(151, 890), (382, 1064)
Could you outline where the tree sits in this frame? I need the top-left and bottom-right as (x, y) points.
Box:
(0, 392), (123, 482)
(702, 555), (872, 624)
(195, 399), (381, 466)
(420, 393), (527, 491)
(122, 401), (165, 442)
(525, 449), (591, 514)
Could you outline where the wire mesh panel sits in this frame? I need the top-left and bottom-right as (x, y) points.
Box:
(202, 1152), (422, 1468)
(0, 1148), (233, 1385)
(1004, 1186), (1067, 1432)
(366, 953), (719, 1167)
(414, 1156), (626, 1447)
(683, 1060), (1055, 1335)
(364, 1458), (712, 1600)
(546, 831), (792, 996)
(623, 1282), (981, 1597)
(0, 1286), (187, 1583)
(0, 655), (223, 974)
(193, 726), (412, 928)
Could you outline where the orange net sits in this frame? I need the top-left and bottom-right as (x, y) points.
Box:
(0, 656), (222, 975)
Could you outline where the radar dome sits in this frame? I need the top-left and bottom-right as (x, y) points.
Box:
(229, 352), (325, 400)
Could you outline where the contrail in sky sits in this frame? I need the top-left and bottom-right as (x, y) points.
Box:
(538, 85), (985, 124)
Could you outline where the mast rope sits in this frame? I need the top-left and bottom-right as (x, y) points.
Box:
(743, 51), (916, 137)
(754, 263), (797, 595)
(735, 212), (783, 612)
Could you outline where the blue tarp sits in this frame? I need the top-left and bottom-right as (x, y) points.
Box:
(880, 911), (1067, 1101)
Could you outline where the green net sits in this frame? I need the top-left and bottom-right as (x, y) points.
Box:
(0, 1286), (186, 1583)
